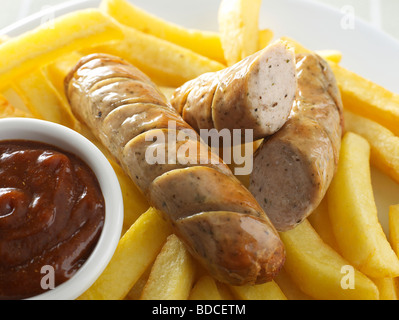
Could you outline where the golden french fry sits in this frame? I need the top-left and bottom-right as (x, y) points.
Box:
(0, 9), (123, 91)
(40, 59), (107, 151)
(344, 110), (399, 185)
(140, 234), (196, 300)
(274, 268), (313, 300)
(218, 0), (262, 65)
(44, 52), (84, 100)
(328, 61), (399, 136)
(124, 264), (152, 300)
(327, 132), (399, 278)
(258, 29), (274, 50)
(101, 0), (225, 64)
(229, 281), (287, 300)
(215, 282), (236, 300)
(280, 219), (379, 300)
(108, 160), (149, 233)
(12, 68), (77, 129)
(316, 50), (342, 63)
(371, 277), (398, 300)
(389, 205), (399, 257)
(82, 25), (225, 87)
(78, 208), (172, 300)
(280, 36), (311, 54)
(0, 93), (31, 118)
(280, 36), (342, 63)
(1, 87), (31, 114)
(307, 198), (340, 252)
(189, 276), (222, 300)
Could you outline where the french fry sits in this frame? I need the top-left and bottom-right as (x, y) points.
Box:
(124, 264), (152, 300)
(100, 0), (225, 64)
(388, 204), (399, 298)
(229, 281), (287, 300)
(12, 68), (77, 129)
(280, 36), (342, 63)
(389, 205), (399, 257)
(140, 234), (196, 300)
(327, 132), (399, 278)
(273, 268), (314, 300)
(258, 29), (274, 50)
(280, 219), (379, 300)
(1, 87), (31, 114)
(218, 0), (262, 65)
(189, 276), (223, 300)
(108, 160), (149, 233)
(0, 9), (123, 91)
(316, 50), (342, 64)
(371, 277), (398, 300)
(215, 282), (236, 300)
(44, 52), (84, 100)
(307, 198), (340, 252)
(0, 94), (31, 118)
(328, 61), (399, 136)
(82, 25), (225, 87)
(280, 36), (311, 54)
(40, 59), (107, 151)
(344, 110), (399, 185)
(78, 208), (172, 300)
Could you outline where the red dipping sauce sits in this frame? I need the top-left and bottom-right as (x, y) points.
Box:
(0, 140), (105, 300)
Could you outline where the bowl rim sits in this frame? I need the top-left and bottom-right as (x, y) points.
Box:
(0, 117), (124, 300)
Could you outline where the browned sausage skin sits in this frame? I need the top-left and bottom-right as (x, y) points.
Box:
(65, 53), (285, 286)
(249, 53), (344, 231)
(170, 40), (297, 140)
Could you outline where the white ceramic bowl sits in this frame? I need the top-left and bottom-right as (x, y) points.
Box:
(0, 117), (124, 300)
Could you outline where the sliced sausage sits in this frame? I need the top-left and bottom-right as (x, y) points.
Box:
(249, 53), (344, 231)
(170, 40), (297, 140)
(149, 166), (264, 221)
(65, 53), (285, 286)
(176, 211), (284, 286)
(121, 129), (233, 193)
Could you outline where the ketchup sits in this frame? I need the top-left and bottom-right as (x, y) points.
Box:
(0, 140), (105, 300)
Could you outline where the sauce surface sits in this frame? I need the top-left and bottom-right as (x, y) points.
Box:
(0, 140), (105, 300)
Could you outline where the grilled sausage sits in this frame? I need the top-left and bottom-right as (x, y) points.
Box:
(65, 53), (285, 286)
(170, 40), (297, 140)
(249, 53), (344, 231)
(170, 52), (343, 232)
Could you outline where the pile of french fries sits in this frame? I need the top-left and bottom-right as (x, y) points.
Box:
(1, 0), (399, 300)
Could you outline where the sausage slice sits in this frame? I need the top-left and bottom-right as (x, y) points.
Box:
(249, 53), (344, 231)
(171, 40), (297, 140)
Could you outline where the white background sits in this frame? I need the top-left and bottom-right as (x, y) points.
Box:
(0, 0), (398, 41)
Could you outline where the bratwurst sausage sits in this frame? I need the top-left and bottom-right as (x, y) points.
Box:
(65, 53), (285, 286)
(249, 53), (344, 231)
(170, 40), (297, 140)
(170, 52), (343, 232)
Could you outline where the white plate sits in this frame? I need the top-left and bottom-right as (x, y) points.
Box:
(1, 0), (399, 233)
